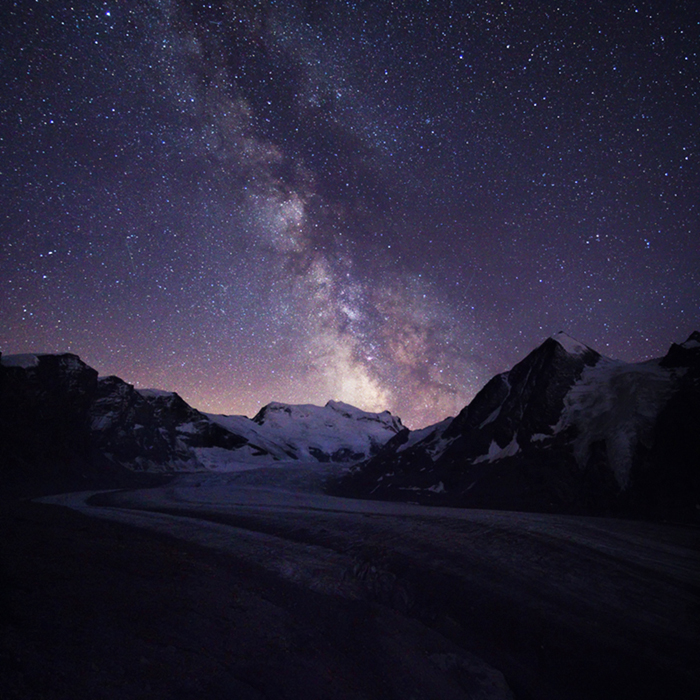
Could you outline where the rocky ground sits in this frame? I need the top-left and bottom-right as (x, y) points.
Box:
(2, 471), (699, 700)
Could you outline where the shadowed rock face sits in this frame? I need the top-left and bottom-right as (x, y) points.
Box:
(660, 330), (700, 368)
(443, 334), (601, 455)
(0, 354), (98, 488)
(0, 354), (254, 486)
(337, 332), (700, 523)
(90, 376), (251, 471)
(628, 331), (700, 522)
(340, 334), (601, 496)
(0, 355), (97, 447)
(0, 354), (247, 482)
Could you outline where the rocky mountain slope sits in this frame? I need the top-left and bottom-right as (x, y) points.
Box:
(0, 353), (403, 490)
(335, 332), (700, 523)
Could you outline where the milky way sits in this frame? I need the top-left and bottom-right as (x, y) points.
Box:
(1, 0), (698, 427)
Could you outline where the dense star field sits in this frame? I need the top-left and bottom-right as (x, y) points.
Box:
(1, 0), (698, 428)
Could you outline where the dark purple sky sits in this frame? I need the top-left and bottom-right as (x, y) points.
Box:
(1, 0), (698, 427)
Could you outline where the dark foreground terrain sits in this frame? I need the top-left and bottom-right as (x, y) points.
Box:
(2, 467), (699, 699)
(2, 498), (513, 700)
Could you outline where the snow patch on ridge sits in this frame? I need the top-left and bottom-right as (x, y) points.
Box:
(479, 406), (502, 428)
(138, 388), (177, 399)
(557, 358), (679, 488)
(1, 353), (41, 368)
(551, 332), (591, 356)
(473, 436), (520, 464)
(398, 417), (453, 454)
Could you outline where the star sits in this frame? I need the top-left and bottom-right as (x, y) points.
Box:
(0, 0), (697, 428)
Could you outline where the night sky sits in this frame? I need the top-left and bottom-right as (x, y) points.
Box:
(1, 1), (698, 428)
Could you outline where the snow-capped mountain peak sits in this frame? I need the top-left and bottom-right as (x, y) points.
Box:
(325, 399), (404, 431)
(550, 331), (594, 356)
(339, 330), (700, 524)
(241, 399), (404, 464)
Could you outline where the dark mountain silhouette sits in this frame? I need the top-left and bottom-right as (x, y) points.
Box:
(335, 332), (700, 524)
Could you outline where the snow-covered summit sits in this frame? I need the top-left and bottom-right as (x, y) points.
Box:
(1, 352), (406, 474)
(550, 331), (594, 356)
(252, 399), (402, 430)
(325, 399), (401, 427)
(210, 399), (405, 465)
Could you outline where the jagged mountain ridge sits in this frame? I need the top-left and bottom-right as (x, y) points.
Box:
(335, 331), (700, 523)
(209, 400), (403, 465)
(2, 332), (698, 521)
(0, 353), (404, 485)
(358, 332), (604, 472)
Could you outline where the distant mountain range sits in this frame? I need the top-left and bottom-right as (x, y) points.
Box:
(0, 352), (402, 492)
(2, 332), (698, 522)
